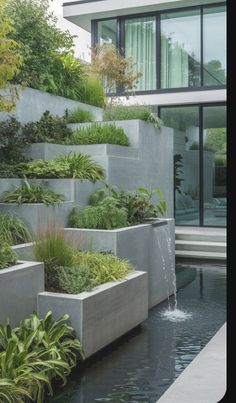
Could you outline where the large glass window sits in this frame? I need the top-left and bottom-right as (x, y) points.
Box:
(203, 106), (226, 226)
(97, 19), (117, 46)
(161, 10), (201, 88)
(125, 16), (156, 91)
(161, 106), (200, 226)
(203, 6), (226, 86)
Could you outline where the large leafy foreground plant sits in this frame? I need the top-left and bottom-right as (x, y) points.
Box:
(0, 311), (82, 402)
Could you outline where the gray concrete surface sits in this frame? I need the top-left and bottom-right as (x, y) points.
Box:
(0, 201), (73, 236)
(0, 261), (44, 326)
(0, 86), (103, 122)
(157, 323), (227, 403)
(12, 242), (35, 261)
(38, 271), (148, 358)
(64, 219), (176, 308)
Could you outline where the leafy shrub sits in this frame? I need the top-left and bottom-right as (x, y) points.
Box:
(0, 242), (17, 269)
(66, 123), (129, 146)
(90, 184), (167, 225)
(0, 311), (81, 402)
(0, 162), (27, 178)
(68, 198), (128, 230)
(55, 265), (97, 294)
(0, 180), (65, 205)
(103, 105), (162, 129)
(0, 117), (26, 162)
(0, 214), (31, 245)
(24, 153), (105, 182)
(65, 107), (95, 123)
(22, 110), (73, 143)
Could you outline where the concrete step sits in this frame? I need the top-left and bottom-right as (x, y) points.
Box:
(175, 228), (226, 243)
(175, 250), (226, 260)
(175, 240), (226, 253)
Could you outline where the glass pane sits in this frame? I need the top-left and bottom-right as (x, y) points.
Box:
(161, 10), (201, 88)
(161, 106), (200, 225)
(125, 16), (156, 91)
(203, 106), (226, 226)
(203, 6), (226, 86)
(97, 19), (117, 45)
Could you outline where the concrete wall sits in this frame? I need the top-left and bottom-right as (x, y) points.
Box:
(38, 271), (148, 358)
(64, 219), (175, 308)
(0, 87), (103, 123)
(0, 261), (44, 326)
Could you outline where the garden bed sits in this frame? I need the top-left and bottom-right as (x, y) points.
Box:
(38, 271), (148, 358)
(0, 260), (44, 326)
(64, 219), (175, 308)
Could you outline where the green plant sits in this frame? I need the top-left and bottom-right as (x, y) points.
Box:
(22, 110), (73, 144)
(24, 153), (105, 182)
(0, 242), (17, 269)
(0, 311), (81, 402)
(0, 118), (25, 162)
(0, 0), (22, 112)
(34, 229), (75, 289)
(55, 264), (97, 294)
(64, 107), (95, 123)
(66, 123), (129, 146)
(89, 184), (167, 225)
(103, 105), (162, 129)
(0, 214), (31, 245)
(0, 162), (27, 178)
(68, 197), (128, 230)
(0, 180), (65, 205)
(78, 74), (105, 108)
(174, 154), (184, 194)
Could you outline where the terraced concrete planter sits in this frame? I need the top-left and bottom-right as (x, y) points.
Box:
(0, 201), (73, 235)
(0, 261), (44, 326)
(38, 271), (148, 358)
(64, 219), (175, 308)
(12, 242), (35, 261)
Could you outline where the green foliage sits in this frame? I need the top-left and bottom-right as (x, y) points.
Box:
(7, 0), (74, 90)
(24, 153), (105, 182)
(0, 242), (17, 269)
(215, 154), (226, 166)
(0, 162), (26, 178)
(77, 74), (105, 108)
(22, 110), (73, 144)
(0, 180), (65, 205)
(0, 117), (25, 162)
(89, 184), (167, 225)
(0, 0), (22, 112)
(0, 311), (81, 402)
(66, 123), (129, 146)
(68, 197), (128, 230)
(205, 128), (226, 154)
(55, 265), (97, 294)
(103, 105), (162, 129)
(64, 107), (95, 123)
(174, 154), (184, 194)
(0, 214), (31, 245)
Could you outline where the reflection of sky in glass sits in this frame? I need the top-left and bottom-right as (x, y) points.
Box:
(203, 11), (226, 68)
(161, 13), (200, 62)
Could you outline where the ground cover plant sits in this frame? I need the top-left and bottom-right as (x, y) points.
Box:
(65, 123), (129, 146)
(34, 230), (133, 293)
(103, 105), (162, 129)
(68, 184), (167, 229)
(0, 311), (82, 402)
(64, 107), (95, 123)
(0, 242), (17, 269)
(0, 180), (65, 205)
(0, 214), (31, 245)
(24, 153), (105, 182)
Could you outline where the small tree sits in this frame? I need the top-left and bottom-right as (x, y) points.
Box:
(90, 44), (142, 105)
(0, 0), (22, 111)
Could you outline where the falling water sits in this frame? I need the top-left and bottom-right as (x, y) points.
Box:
(165, 225), (178, 310)
(157, 235), (171, 311)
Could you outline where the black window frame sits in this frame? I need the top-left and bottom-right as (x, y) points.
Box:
(92, 2), (227, 96)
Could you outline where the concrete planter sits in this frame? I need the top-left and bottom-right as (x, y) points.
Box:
(0, 201), (73, 235)
(0, 261), (44, 326)
(64, 219), (175, 308)
(38, 271), (148, 358)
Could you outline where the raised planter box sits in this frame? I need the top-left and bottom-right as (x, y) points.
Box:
(38, 271), (148, 358)
(64, 219), (175, 308)
(0, 261), (44, 326)
(0, 201), (73, 235)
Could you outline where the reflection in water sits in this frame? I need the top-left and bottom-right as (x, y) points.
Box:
(50, 263), (226, 403)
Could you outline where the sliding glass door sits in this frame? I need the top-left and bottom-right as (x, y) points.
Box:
(160, 104), (226, 227)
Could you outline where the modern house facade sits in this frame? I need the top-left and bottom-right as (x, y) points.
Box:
(63, 0), (227, 228)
